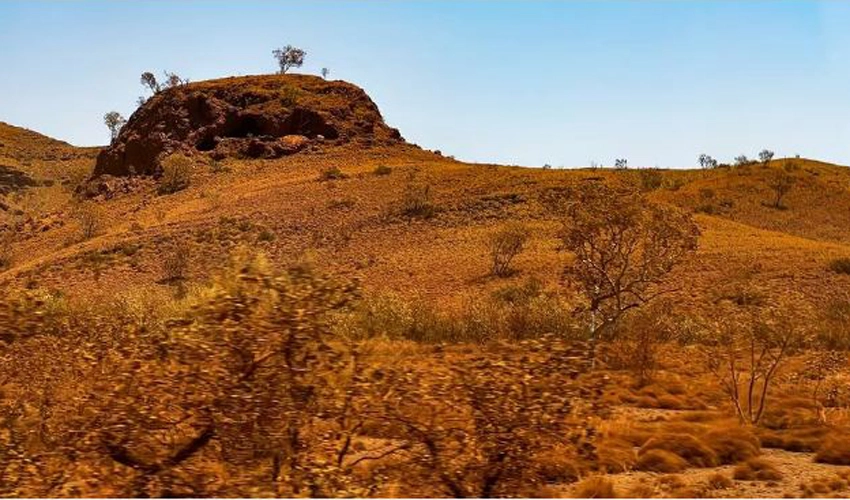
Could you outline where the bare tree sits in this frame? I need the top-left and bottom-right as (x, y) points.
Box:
(103, 111), (126, 143)
(767, 168), (795, 209)
(698, 154), (718, 169)
(703, 304), (806, 425)
(759, 149), (775, 164)
(559, 185), (699, 364)
(272, 45), (306, 74)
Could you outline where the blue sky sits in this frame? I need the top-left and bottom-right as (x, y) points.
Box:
(1, 1), (849, 168)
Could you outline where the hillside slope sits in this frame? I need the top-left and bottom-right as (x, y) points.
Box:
(2, 79), (850, 327)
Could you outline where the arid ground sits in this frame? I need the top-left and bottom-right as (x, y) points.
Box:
(1, 74), (849, 498)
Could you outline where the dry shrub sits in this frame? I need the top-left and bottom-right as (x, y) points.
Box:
(815, 436), (850, 465)
(572, 476), (617, 499)
(639, 433), (719, 468)
(703, 425), (761, 464)
(319, 166), (347, 181)
(597, 438), (637, 473)
(339, 282), (579, 343)
(532, 446), (581, 484)
(373, 165), (392, 176)
(635, 449), (688, 473)
(157, 153), (192, 194)
(73, 202), (102, 240)
(733, 457), (783, 481)
(605, 307), (673, 385)
(400, 179), (437, 218)
(705, 472), (733, 490)
(488, 222), (530, 277)
(162, 241), (191, 283)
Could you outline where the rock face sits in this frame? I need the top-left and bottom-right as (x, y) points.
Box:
(93, 74), (403, 177)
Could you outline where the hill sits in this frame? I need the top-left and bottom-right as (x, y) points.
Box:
(2, 78), (850, 327)
(3, 77), (850, 498)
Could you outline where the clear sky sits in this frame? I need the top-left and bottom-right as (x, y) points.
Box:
(2, 1), (849, 168)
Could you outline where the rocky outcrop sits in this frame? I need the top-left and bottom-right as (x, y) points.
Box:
(93, 74), (403, 178)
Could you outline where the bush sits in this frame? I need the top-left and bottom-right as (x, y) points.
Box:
(73, 202), (102, 241)
(635, 449), (688, 473)
(158, 153), (192, 194)
(162, 241), (190, 284)
(703, 426), (761, 464)
(638, 168), (664, 191)
(732, 457), (783, 481)
(639, 433), (718, 468)
(488, 223), (530, 277)
(400, 181), (437, 219)
(572, 476), (616, 499)
(815, 436), (850, 465)
(829, 258), (850, 275)
(319, 166), (347, 181)
(373, 165), (392, 176)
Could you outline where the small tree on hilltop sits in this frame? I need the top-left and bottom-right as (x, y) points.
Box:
(614, 158), (628, 170)
(273, 45), (306, 74)
(103, 111), (126, 144)
(759, 149), (775, 165)
(559, 184), (699, 364)
(734, 155), (750, 167)
(321, 67), (330, 80)
(140, 71), (160, 95)
(698, 154), (718, 169)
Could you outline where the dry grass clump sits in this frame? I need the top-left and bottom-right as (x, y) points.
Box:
(815, 436), (850, 465)
(757, 426), (828, 452)
(732, 457), (783, 481)
(703, 425), (761, 464)
(623, 483), (657, 498)
(639, 433), (719, 468)
(597, 438), (637, 473)
(635, 449), (688, 473)
(572, 476), (617, 498)
(800, 471), (850, 497)
(705, 472), (734, 490)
